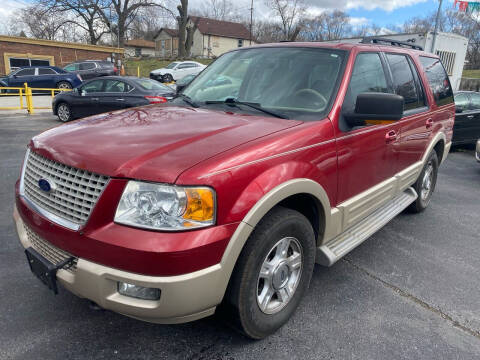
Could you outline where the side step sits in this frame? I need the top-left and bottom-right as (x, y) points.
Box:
(317, 187), (417, 266)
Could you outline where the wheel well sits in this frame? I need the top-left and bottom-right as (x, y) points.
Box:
(433, 140), (445, 163)
(278, 193), (325, 244)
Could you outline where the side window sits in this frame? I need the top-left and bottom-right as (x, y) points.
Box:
(80, 62), (96, 70)
(419, 56), (454, 106)
(15, 68), (35, 76)
(81, 79), (104, 94)
(343, 52), (389, 114)
(454, 93), (470, 111)
(386, 54), (423, 111)
(38, 68), (56, 75)
(104, 80), (131, 93)
(469, 93), (480, 110)
(64, 64), (78, 71)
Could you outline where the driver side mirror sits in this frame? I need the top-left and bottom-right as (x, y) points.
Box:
(344, 92), (404, 127)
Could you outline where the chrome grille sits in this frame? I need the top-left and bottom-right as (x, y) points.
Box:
(25, 225), (78, 273)
(23, 151), (109, 226)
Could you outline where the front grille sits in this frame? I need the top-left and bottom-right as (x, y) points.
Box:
(25, 225), (78, 272)
(23, 151), (109, 226)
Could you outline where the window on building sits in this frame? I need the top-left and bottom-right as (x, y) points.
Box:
(386, 54), (424, 111)
(238, 39), (243, 47)
(38, 68), (56, 75)
(419, 56), (454, 106)
(9, 58), (50, 72)
(135, 48), (141, 57)
(15, 68), (35, 76)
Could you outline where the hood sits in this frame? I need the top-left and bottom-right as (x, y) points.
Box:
(31, 105), (302, 183)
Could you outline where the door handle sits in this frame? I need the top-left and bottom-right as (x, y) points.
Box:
(92, 97), (99, 101)
(425, 118), (434, 129)
(385, 130), (397, 143)
(115, 98), (125, 101)
(467, 115), (474, 119)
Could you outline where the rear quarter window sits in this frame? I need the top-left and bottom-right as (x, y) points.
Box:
(419, 56), (453, 106)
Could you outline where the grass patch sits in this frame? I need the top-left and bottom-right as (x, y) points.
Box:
(124, 58), (214, 77)
(462, 69), (480, 79)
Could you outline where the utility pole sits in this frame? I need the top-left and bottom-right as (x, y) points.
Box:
(431, 0), (443, 53)
(249, 0), (253, 45)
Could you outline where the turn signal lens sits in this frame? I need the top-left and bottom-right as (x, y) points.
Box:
(183, 188), (215, 222)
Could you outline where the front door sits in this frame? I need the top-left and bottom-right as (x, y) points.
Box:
(71, 79), (105, 118)
(99, 79), (132, 113)
(9, 68), (36, 87)
(335, 51), (400, 229)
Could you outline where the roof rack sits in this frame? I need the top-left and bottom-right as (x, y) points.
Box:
(360, 37), (424, 51)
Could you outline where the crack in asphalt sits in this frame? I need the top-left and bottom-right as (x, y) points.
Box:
(342, 258), (480, 341)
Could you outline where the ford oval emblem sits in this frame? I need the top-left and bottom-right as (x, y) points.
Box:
(38, 178), (56, 193)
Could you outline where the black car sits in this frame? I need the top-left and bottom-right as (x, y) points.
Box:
(63, 60), (118, 80)
(453, 91), (480, 145)
(52, 76), (175, 122)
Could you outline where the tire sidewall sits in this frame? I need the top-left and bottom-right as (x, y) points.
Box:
(414, 151), (439, 210)
(57, 81), (72, 89)
(236, 208), (316, 338)
(57, 103), (71, 122)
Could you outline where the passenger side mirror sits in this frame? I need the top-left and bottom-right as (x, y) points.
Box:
(344, 92), (404, 127)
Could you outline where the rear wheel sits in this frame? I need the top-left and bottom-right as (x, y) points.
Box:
(222, 206), (316, 339)
(57, 81), (72, 90)
(56, 103), (72, 122)
(407, 151), (438, 213)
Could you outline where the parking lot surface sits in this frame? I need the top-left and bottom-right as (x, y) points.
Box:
(1, 114), (479, 359)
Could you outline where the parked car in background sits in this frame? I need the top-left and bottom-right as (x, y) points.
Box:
(53, 76), (175, 122)
(150, 61), (206, 83)
(0, 66), (82, 90)
(453, 91), (480, 145)
(63, 60), (118, 80)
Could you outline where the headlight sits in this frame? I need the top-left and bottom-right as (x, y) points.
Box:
(114, 181), (215, 231)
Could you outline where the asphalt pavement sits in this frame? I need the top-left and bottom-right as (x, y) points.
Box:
(1, 114), (479, 359)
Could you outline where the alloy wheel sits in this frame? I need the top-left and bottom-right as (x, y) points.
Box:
(58, 104), (70, 122)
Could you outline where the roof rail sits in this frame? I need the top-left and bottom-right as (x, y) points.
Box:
(360, 37), (424, 51)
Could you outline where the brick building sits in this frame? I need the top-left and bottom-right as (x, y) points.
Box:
(0, 35), (124, 75)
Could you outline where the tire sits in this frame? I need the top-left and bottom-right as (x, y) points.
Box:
(56, 103), (72, 122)
(163, 74), (173, 83)
(57, 81), (72, 90)
(222, 206), (316, 339)
(407, 151), (439, 213)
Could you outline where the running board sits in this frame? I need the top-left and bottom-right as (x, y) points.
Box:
(317, 187), (418, 266)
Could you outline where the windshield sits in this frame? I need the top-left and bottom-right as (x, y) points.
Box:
(182, 47), (346, 120)
(136, 78), (172, 91)
(166, 62), (179, 69)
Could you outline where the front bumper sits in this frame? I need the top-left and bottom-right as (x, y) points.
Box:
(13, 204), (226, 324)
(150, 73), (164, 82)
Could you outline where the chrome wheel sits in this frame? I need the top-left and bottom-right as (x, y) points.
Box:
(421, 160), (434, 201)
(57, 82), (72, 90)
(57, 104), (70, 122)
(257, 237), (302, 315)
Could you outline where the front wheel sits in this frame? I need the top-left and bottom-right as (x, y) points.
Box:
(222, 206), (316, 339)
(407, 151), (439, 213)
(163, 74), (173, 83)
(56, 103), (72, 122)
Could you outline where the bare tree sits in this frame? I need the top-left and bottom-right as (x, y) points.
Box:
(176, 0), (198, 57)
(252, 20), (284, 43)
(194, 0), (237, 21)
(14, 5), (72, 41)
(299, 10), (351, 41)
(265, 0), (305, 41)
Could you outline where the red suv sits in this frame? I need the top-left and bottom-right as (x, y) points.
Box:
(14, 41), (455, 339)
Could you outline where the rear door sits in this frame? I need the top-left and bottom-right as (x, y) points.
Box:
(452, 92), (474, 144)
(467, 92), (480, 142)
(78, 62), (97, 79)
(36, 67), (58, 88)
(99, 79), (134, 112)
(384, 52), (431, 173)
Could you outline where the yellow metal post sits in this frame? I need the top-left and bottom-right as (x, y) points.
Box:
(19, 88), (24, 109)
(137, 66), (140, 77)
(25, 83), (34, 115)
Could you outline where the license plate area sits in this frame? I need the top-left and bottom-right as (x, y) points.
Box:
(25, 247), (74, 294)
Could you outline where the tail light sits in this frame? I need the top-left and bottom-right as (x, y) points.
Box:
(114, 66), (118, 74)
(145, 96), (167, 104)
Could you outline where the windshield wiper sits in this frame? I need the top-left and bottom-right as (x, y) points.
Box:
(205, 98), (289, 119)
(176, 93), (199, 108)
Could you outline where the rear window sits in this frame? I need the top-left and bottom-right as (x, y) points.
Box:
(419, 56), (453, 106)
(135, 78), (172, 91)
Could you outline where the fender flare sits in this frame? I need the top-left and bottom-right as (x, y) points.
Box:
(422, 131), (448, 165)
(216, 178), (331, 300)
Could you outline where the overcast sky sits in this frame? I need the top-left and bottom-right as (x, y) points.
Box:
(0, 0), (447, 35)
